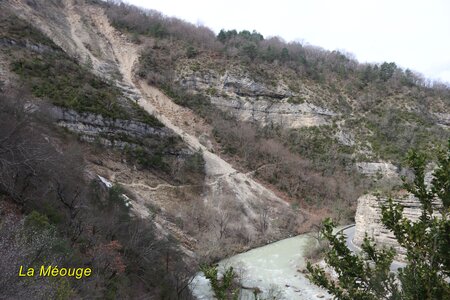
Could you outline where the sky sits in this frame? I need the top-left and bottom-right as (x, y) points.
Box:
(125, 0), (450, 84)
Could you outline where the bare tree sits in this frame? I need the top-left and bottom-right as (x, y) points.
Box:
(255, 207), (269, 236)
(215, 210), (229, 240)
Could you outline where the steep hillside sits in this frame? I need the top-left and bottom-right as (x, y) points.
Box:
(0, 0), (305, 298)
(100, 0), (449, 210)
(0, 0), (449, 298)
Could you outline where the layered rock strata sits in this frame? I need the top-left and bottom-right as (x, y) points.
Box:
(354, 193), (441, 261)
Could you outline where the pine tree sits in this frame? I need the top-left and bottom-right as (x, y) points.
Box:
(307, 140), (450, 299)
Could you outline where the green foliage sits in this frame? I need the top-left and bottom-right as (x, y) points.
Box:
(307, 219), (400, 300)
(241, 43), (258, 61)
(201, 264), (239, 300)
(280, 47), (290, 62)
(286, 126), (354, 169)
(160, 83), (211, 116)
(217, 29), (263, 44)
(380, 142), (450, 299)
(3, 13), (161, 127)
(307, 140), (450, 299)
(125, 145), (168, 172)
(262, 46), (277, 63)
(186, 45), (198, 58)
(184, 150), (205, 174)
(55, 278), (75, 300)
(0, 13), (57, 48)
(364, 109), (449, 161)
(130, 102), (164, 127)
(379, 62), (397, 81)
(206, 87), (218, 96)
(11, 56), (128, 120)
(108, 185), (130, 213)
(287, 96), (305, 104)
(25, 211), (51, 230)
(220, 29), (235, 41)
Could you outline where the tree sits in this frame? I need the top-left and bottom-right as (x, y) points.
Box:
(379, 62), (397, 81)
(307, 140), (450, 300)
(186, 45), (198, 58)
(217, 29), (237, 43)
(280, 47), (290, 62)
(241, 43), (258, 61)
(200, 264), (239, 300)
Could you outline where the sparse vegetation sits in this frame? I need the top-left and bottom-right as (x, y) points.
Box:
(307, 142), (450, 299)
(1, 10), (161, 127)
(0, 93), (197, 299)
(201, 264), (240, 300)
(11, 56), (129, 119)
(0, 0), (449, 298)
(101, 0), (449, 223)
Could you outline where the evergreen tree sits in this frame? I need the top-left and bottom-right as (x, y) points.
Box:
(307, 140), (450, 300)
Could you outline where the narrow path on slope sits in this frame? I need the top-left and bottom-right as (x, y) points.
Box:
(84, 5), (289, 214)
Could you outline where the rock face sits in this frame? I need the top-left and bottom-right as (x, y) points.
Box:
(177, 69), (292, 99)
(210, 97), (335, 128)
(355, 162), (398, 178)
(176, 69), (336, 128)
(51, 107), (173, 148)
(334, 129), (355, 146)
(354, 193), (441, 261)
(434, 112), (450, 128)
(0, 37), (59, 54)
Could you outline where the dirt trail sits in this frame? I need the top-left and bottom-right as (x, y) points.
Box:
(84, 5), (236, 180)
(89, 2), (285, 197)
(60, 1), (291, 236)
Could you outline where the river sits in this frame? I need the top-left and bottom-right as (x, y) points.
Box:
(190, 232), (331, 300)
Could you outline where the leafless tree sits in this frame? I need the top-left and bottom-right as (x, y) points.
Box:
(255, 207), (269, 236)
(215, 210), (230, 240)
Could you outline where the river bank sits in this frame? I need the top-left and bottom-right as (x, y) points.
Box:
(190, 232), (331, 299)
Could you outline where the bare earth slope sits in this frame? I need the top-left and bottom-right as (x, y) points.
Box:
(3, 0), (301, 257)
(82, 1), (293, 236)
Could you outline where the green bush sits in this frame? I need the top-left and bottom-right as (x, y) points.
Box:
(25, 211), (51, 230)
(186, 45), (198, 58)
(11, 56), (128, 119)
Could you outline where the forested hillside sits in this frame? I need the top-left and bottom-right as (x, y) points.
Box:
(0, 0), (448, 298)
(102, 0), (449, 210)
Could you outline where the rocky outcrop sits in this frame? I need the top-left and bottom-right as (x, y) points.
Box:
(211, 97), (335, 128)
(355, 162), (398, 178)
(434, 112), (450, 128)
(177, 69), (292, 100)
(176, 69), (336, 128)
(50, 107), (172, 148)
(334, 129), (355, 146)
(220, 71), (291, 99)
(354, 193), (441, 261)
(0, 37), (59, 54)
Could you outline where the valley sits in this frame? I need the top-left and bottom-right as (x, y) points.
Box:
(0, 0), (448, 299)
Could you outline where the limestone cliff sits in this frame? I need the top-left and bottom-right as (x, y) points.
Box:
(176, 68), (336, 128)
(51, 107), (173, 148)
(354, 192), (441, 260)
